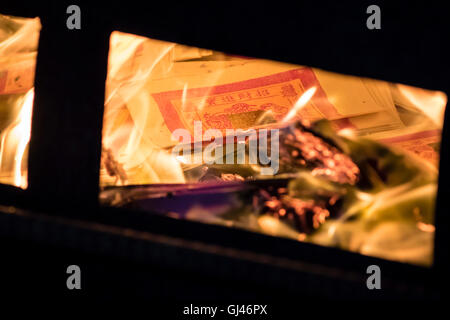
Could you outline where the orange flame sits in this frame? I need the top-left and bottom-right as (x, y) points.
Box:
(282, 87), (317, 123)
(396, 84), (447, 126)
(0, 88), (34, 188)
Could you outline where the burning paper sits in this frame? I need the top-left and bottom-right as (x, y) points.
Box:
(0, 14), (40, 188)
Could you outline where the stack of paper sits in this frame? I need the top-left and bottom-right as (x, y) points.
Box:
(101, 32), (446, 185)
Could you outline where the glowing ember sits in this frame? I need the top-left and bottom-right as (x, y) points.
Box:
(255, 187), (333, 234)
(280, 124), (360, 185)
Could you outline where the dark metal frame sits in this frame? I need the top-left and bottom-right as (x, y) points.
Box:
(1, 0), (449, 298)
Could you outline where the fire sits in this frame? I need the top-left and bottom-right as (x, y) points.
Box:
(282, 87), (317, 123)
(396, 84), (447, 126)
(0, 88), (34, 189)
(417, 222), (435, 233)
